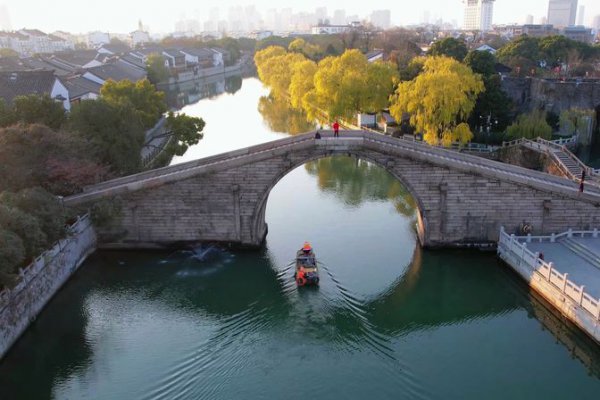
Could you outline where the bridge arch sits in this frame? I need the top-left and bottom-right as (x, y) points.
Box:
(64, 131), (600, 249)
(250, 151), (428, 246)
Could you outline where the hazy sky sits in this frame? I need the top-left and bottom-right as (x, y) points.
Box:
(2, 0), (599, 33)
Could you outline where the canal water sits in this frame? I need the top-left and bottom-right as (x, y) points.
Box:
(2, 78), (600, 399)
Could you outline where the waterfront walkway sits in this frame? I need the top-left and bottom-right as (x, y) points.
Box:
(498, 229), (600, 343)
(524, 236), (600, 299)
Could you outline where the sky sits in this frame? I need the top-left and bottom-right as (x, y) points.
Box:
(1, 0), (599, 33)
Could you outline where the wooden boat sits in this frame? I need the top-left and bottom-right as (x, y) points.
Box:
(295, 242), (319, 286)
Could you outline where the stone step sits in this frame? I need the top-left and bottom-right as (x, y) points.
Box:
(560, 238), (600, 271)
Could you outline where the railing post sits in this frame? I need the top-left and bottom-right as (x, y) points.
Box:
(547, 262), (553, 281)
(521, 242), (527, 267)
(568, 229), (573, 238)
(563, 274), (568, 292)
(594, 229), (598, 239)
(579, 286), (585, 305)
(551, 233), (556, 243)
(527, 233), (532, 243)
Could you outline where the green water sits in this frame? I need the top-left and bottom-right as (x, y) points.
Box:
(1, 78), (600, 399)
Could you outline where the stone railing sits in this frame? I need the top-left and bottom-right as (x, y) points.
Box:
(0, 214), (97, 359)
(67, 131), (600, 206)
(498, 227), (600, 322)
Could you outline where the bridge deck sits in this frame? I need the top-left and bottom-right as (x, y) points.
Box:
(523, 237), (600, 299)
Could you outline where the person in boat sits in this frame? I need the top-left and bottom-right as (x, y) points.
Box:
(301, 241), (312, 255)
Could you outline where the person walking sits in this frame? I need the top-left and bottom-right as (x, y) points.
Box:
(333, 120), (340, 138)
(579, 169), (586, 193)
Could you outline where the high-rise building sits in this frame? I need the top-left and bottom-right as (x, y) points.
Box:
(547, 0), (578, 28)
(525, 14), (534, 25)
(577, 5), (585, 26)
(370, 10), (391, 29)
(333, 10), (346, 25)
(593, 15), (600, 31)
(463, 0), (495, 31)
(0, 5), (11, 31)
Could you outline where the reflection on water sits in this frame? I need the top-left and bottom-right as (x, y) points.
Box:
(2, 77), (600, 399)
(163, 74), (243, 109)
(258, 94), (315, 134)
(305, 157), (417, 216)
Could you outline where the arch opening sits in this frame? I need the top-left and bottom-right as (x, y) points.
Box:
(252, 152), (427, 250)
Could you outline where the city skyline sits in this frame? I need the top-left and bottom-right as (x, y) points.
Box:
(1, 0), (599, 33)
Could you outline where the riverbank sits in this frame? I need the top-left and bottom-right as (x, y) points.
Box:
(0, 215), (96, 360)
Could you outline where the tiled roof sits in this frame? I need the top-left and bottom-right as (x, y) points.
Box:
(51, 50), (98, 68)
(0, 70), (56, 104)
(99, 43), (131, 54)
(63, 75), (102, 99)
(0, 31), (28, 40)
(85, 61), (146, 83)
(181, 47), (213, 58)
(0, 57), (29, 72)
(20, 29), (47, 37)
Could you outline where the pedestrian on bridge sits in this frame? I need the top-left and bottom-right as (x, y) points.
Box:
(579, 169), (586, 193)
(333, 121), (340, 138)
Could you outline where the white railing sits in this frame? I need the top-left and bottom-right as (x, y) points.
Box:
(498, 227), (600, 321)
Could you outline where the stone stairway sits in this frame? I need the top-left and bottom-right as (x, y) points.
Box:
(560, 238), (600, 271)
(552, 149), (584, 179)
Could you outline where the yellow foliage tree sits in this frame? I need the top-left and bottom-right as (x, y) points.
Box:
(255, 46), (287, 83)
(389, 56), (484, 146)
(289, 59), (317, 110)
(305, 49), (398, 122)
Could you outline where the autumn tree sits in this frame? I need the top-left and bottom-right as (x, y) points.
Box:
(389, 56), (484, 146)
(305, 50), (398, 121)
(289, 59), (317, 110)
(0, 124), (109, 195)
(288, 38), (323, 60)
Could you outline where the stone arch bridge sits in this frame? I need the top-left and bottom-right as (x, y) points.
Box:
(65, 131), (600, 249)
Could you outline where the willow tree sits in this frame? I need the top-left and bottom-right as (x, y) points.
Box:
(255, 49), (307, 99)
(389, 56), (484, 146)
(255, 46), (288, 87)
(305, 49), (398, 122)
(289, 59), (317, 110)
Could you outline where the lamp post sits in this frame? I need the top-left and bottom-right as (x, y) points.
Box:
(480, 113), (498, 134)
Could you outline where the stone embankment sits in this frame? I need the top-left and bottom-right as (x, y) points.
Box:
(0, 215), (96, 360)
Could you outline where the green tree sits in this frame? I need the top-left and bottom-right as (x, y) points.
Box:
(0, 228), (25, 287)
(428, 38), (468, 61)
(0, 204), (47, 259)
(506, 110), (552, 139)
(164, 112), (205, 156)
(146, 53), (170, 84)
(100, 79), (167, 129)
(389, 56), (484, 146)
(464, 51), (513, 133)
(11, 94), (66, 129)
(68, 100), (144, 174)
(464, 50), (497, 76)
(559, 109), (595, 136)
(0, 187), (65, 244)
(0, 98), (14, 127)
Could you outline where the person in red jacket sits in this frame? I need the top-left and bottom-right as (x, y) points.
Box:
(333, 121), (340, 137)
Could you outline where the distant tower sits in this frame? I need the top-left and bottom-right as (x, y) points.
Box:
(525, 14), (534, 25)
(547, 0), (578, 28)
(138, 19), (144, 31)
(0, 4), (11, 31)
(577, 5), (585, 26)
(463, 0), (495, 31)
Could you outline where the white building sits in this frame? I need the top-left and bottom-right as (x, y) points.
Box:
(87, 31), (110, 47)
(463, 0), (495, 31)
(547, 0), (578, 28)
(0, 29), (73, 55)
(310, 24), (353, 35)
(130, 30), (150, 47)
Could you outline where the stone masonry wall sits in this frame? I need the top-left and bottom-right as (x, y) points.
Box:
(74, 135), (600, 249)
(0, 215), (97, 360)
